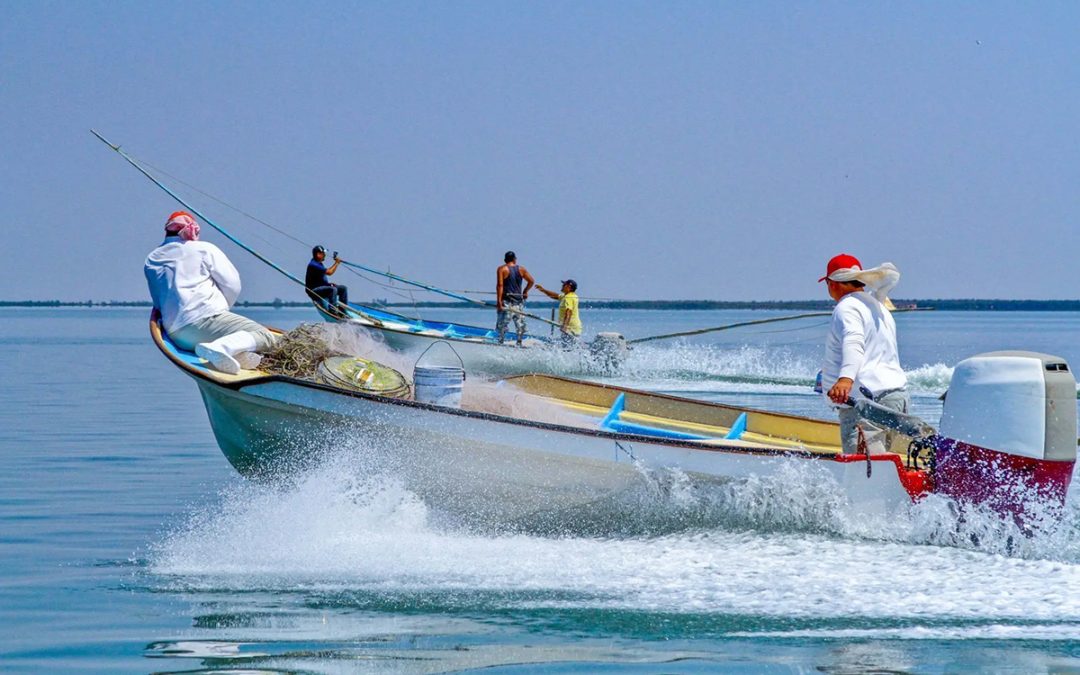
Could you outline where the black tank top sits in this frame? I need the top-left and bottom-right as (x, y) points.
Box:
(502, 265), (523, 303)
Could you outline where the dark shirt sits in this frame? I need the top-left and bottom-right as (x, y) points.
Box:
(501, 265), (524, 303)
(306, 260), (330, 289)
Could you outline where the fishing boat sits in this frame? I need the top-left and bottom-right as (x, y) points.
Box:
(151, 313), (1077, 530)
(311, 296), (627, 374)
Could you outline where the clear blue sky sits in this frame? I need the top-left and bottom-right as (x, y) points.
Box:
(3, 1), (1078, 302)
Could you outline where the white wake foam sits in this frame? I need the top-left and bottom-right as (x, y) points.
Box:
(151, 451), (1080, 624)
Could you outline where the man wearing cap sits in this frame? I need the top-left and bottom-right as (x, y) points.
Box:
(306, 245), (348, 308)
(536, 279), (583, 347)
(145, 211), (279, 374)
(495, 251), (534, 346)
(819, 253), (909, 455)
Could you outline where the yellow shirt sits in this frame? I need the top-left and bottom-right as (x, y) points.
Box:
(558, 292), (583, 335)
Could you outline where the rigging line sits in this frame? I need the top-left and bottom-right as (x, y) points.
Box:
(337, 260), (565, 330)
(439, 288), (627, 302)
(135, 154), (626, 309)
(136, 158), (313, 249)
(628, 306), (926, 344)
(135, 156), (606, 309)
(139, 158), (541, 307)
(139, 157), (401, 305)
(754, 319), (832, 335)
(627, 311), (834, 344)
(90, 130), (383, 327)
(137, 157), (405, 305)
(92, 131), (305, 285)
(135, 162), (614, 304)
(135, 157), (623, 305)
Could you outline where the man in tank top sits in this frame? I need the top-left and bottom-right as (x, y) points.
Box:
(495, 251), (535, 346)
(819, 253), (909, 455)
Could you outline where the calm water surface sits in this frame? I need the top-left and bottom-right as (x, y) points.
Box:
(2, 307), (1079, 673)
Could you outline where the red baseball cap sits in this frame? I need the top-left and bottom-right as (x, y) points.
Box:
(818, 253), (862, 282)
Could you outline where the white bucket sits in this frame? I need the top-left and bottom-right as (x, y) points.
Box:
(413, 365), (465, 408)
(413, 340), (466, 408)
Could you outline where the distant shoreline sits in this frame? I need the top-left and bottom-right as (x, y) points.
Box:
(5, 299), (1080, 311)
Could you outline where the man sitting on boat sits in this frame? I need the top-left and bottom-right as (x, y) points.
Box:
(819, 253), (909, 454)
(145, 211), (279, 374)
(495, 251), (534, 346)
(536, 279), (583, 346)
(305, 245), (348, 309)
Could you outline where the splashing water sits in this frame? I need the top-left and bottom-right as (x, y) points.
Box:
(598, 342), (954, 397)
(150, 442), (1080, 630)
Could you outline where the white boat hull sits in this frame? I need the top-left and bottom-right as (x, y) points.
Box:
(195, 375), (915, 529)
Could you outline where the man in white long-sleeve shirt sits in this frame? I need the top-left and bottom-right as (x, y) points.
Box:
(819, 253), (909, 455)
(145, 211), (278, 374)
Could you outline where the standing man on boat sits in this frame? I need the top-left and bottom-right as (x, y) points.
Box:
(306, 245), (348, 308)
(819, 253), (909, 455)
(495, 251), (534, 346)
(145, 211), (279, 374)
(536, 279), (583, 346)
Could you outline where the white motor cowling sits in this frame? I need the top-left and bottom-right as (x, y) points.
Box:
(935, 351), (1076, 522)
(940, 351), (1076, 462)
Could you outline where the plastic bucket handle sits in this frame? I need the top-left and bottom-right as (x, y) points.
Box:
(414, 339), (466, 379)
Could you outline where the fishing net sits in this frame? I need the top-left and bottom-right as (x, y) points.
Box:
(258, 323), (410, 398)
(259, 323), (344, 379)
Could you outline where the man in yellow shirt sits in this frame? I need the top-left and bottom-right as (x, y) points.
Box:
(536, 279), (583, 347)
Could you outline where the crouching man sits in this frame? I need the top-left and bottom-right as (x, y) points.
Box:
(145, 211), (279, 374)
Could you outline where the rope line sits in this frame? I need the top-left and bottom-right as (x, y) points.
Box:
(627, 311), (833, 344)
(91, 130), (385, 327)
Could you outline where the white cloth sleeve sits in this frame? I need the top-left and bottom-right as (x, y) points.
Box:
(836, 305), (866, 381)
(206, 245), (242, 307)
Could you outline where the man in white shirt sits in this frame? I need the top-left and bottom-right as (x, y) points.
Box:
(819, 253), (909, 455)
(145, 211), (278, 374)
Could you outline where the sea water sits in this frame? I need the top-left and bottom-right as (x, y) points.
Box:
(1, 307), (1079, 673)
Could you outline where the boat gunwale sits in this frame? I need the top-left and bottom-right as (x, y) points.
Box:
(150, 312), (887, 464)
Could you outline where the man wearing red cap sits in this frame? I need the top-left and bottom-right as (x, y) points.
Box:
(819, 253), (909, 455)
(145, 211), (279, 374)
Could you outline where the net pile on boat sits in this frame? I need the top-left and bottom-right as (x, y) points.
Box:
(259, 323), (410, 398)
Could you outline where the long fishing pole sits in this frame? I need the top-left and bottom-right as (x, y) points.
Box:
(627, 307), (928, 345)
(90, 130), (384, 327)
(338, 259), (566, 330)
(339, 260), (494, 307)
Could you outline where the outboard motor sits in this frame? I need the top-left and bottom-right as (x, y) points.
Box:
(936, 351), (1077, 521)
(589, 332), (628, 373)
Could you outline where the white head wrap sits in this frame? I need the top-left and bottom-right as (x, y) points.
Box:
(828, 262), (900, 309)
